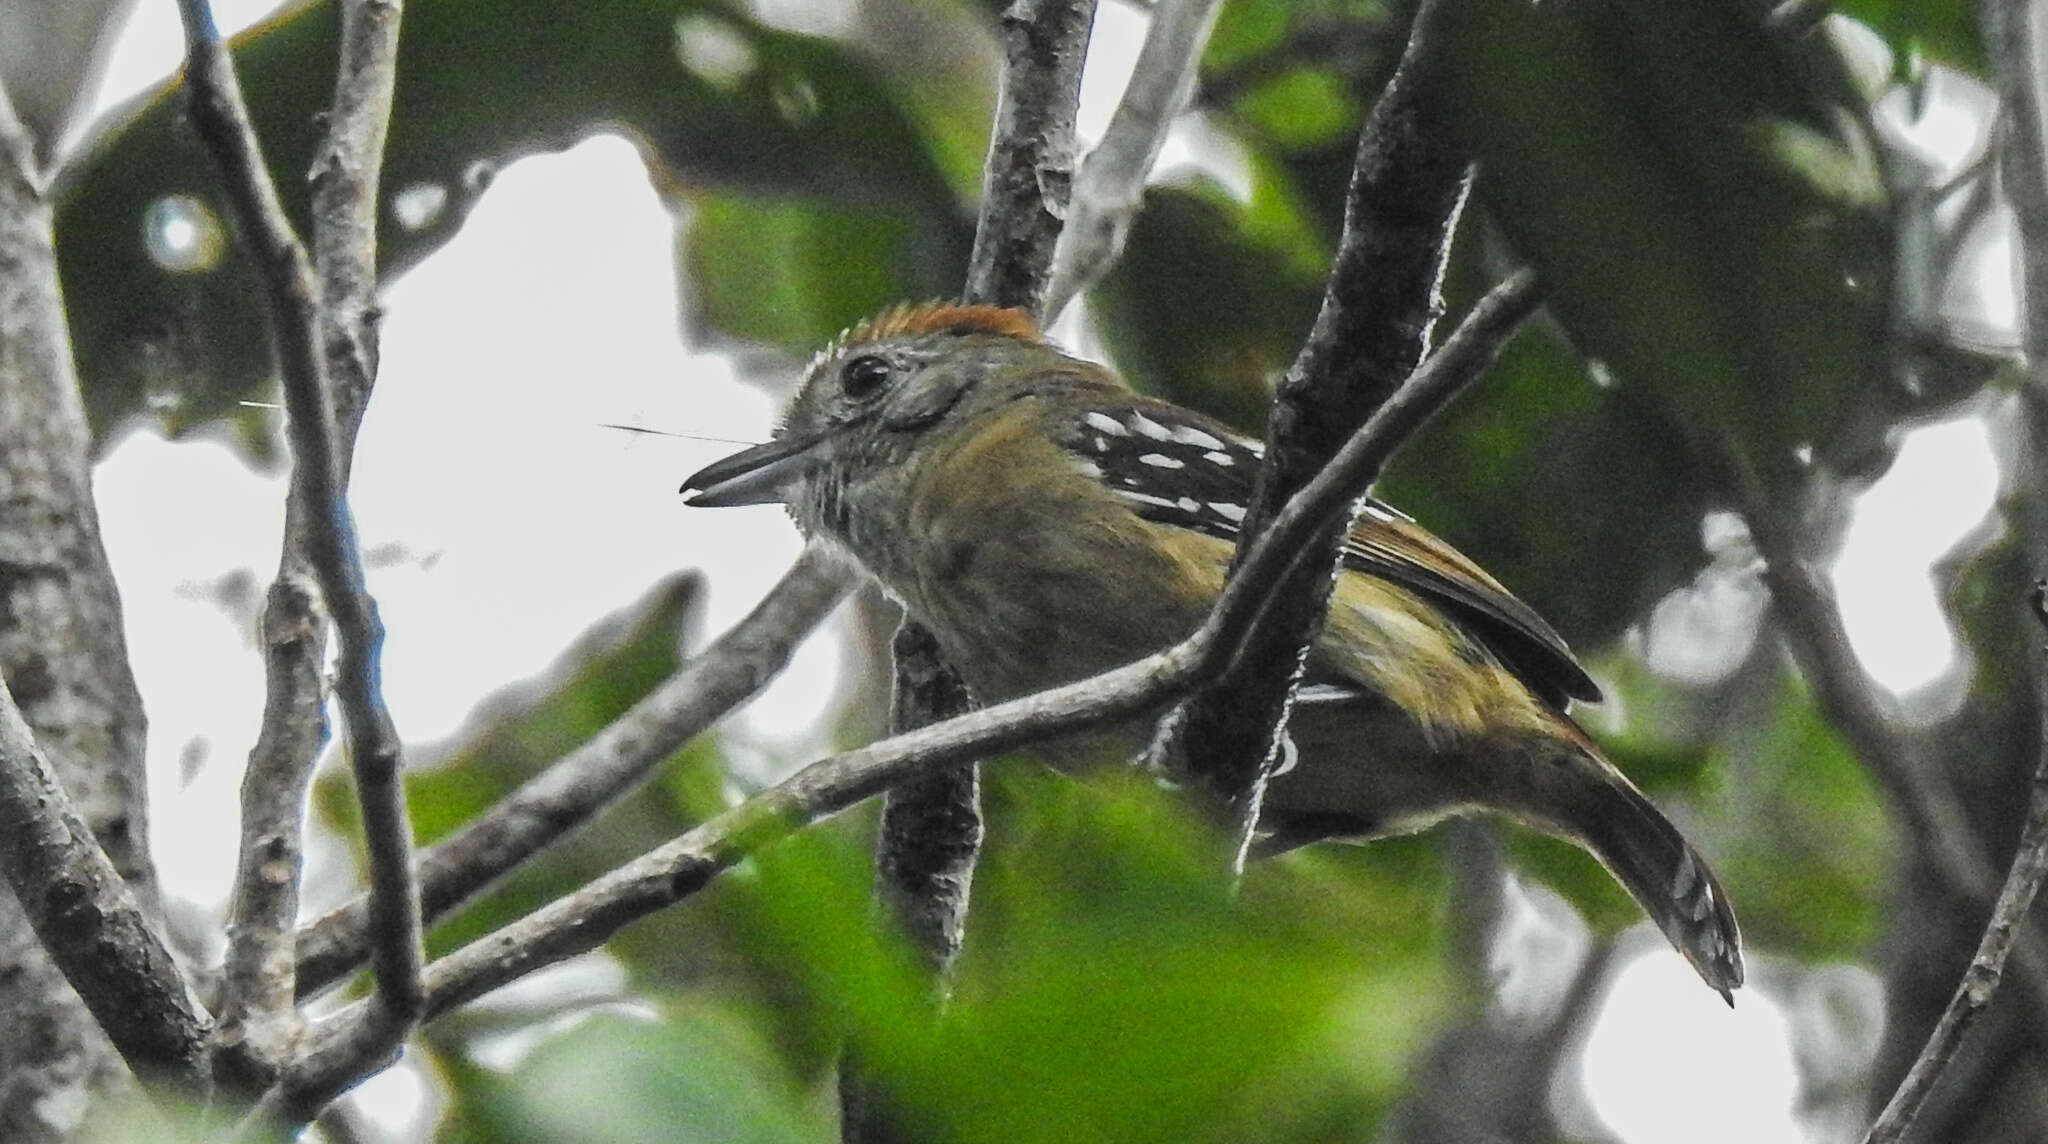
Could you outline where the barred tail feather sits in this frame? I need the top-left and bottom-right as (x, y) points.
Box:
(1541, 759), (1745, 1002)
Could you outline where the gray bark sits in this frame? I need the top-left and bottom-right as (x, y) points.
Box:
(0, 78), (158, 1142)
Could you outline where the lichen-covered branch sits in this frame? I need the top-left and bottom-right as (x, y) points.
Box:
(852, 7), (1094, 1131)
(216, 574), (326, 1090)
(842, 622), (982, 1144)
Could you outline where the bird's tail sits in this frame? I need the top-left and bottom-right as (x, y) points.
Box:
(1513, 737), (1744, 1002)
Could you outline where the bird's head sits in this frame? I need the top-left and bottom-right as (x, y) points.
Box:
(679, 302), (1072, 524)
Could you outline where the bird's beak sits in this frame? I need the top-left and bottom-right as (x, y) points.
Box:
(679, 434), (822, 507)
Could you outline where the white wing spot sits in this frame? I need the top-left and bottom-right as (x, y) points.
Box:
(1202, 451), (1234, 466)
(1139, 453), (1184, 469)
(1069, 458), (1103, 479)
(1118, 490), (1180, 511)
(1210, 501), (1246, 523)
(1177, 496), (1201, 512)
(1091, 436), (1110, 452)
(1241, 439), (1266, 457)
(1130, 412), (1174, 441)
(1085, 411), (1129, 436)
(1171, 424), (1225, 450)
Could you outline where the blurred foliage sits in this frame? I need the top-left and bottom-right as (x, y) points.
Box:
(1091, 182), (1323, 433)
(56, 0), (966, 444)
(436, 1001), (835, 1144)
(1832, 0), (1983, 74)
(1721, 677), (1892, 957)
(421, 767), (1454, 1143)
(1439, 0), (1898, 493)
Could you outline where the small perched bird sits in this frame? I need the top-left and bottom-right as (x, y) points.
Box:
(681, 302), (1742, 1000)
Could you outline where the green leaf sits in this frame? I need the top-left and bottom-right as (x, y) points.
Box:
(1440, 0), (1905, 494)
(1831, 0), (1983, 74)
(57, 0), (966, 442)
(1091, 184), (1325, 433)
(438, 1001), (833, 1144)
(1203, 0), (1294, 72)
(1232, 66), (1359, 151)
(859, 769), (1451, 1143)
(1717, 675), (1891, 958)
(679, 194), (970, 356)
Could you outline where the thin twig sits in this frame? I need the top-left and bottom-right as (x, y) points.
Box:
(963, 0), (1099, 310)
(1041, 0), (1226, 321)
(1154, 0), (1473, 864)
(1859, 586), (2048, 1144)
(176, 0), (422, 1112)
(294, 270), (1537, 1080)
(292, 545), (854, 998)
(1984, 0), (2048, 362)
(311, 0), (402, 428)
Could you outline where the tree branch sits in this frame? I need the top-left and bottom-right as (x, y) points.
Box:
(1153, 0), (1474, 862)
(0, 672), (208, 1088)
(216, 573), (327, 1088)
(218, 0), (405, 1084)
(1859, 585), (2048, 1144)
(1040, 0), (1226, 321)
(0, 51), (182, 1127)
(1850, 9), (2048, 1137)
(962, 0), (1099, 310)
(1985, 0), (2048, 362)
(176, 0), (421, 1109)
(286, 272), (1534, 1091)
(311, 0), (401, 427)
(875, 623), (982, 982)
(850, 5), (1094, 1132)
(292, 544), (854, 997)
(842, 622), (982, 1144)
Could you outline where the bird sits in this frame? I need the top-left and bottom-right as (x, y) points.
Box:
(680, 301), (1742, 1000)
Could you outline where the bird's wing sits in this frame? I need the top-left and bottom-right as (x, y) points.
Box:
(1049, 397), (1600, 710)
(1338, 504), (1600, 707)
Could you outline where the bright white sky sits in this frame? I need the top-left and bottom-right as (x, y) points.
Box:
(73, 3), (2011, 1141)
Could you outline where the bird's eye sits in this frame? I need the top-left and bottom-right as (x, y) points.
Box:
(841, 355), (893, 399)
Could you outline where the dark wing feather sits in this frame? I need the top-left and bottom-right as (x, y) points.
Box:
(1340, 508), (1600, 707)
(1049, 397), (1599, 710)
